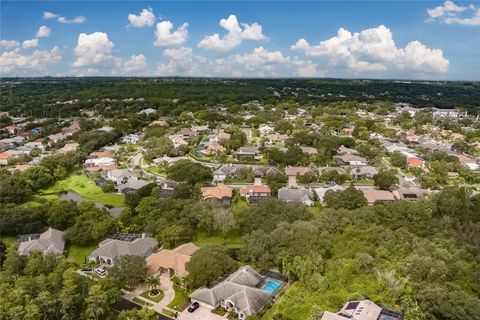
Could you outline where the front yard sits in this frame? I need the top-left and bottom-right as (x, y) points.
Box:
(167, 285), (190, 312)
(140, 290), (165, 303)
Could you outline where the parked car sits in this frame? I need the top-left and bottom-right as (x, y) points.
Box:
(187, 302), (200, 313)
(80, 266), (93, 272)
(95, 268), (107, 276)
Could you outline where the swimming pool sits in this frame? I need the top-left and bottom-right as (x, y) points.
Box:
(262, 279), (282, 293)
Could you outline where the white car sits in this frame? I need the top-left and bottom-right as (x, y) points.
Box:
(94, 267), (107, 276)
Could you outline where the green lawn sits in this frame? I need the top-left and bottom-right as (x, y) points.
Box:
(146, 166), (167, 177)
(193, 231), (244, 249)
(66, 244), (96, 265)
(167, 285), (190, 311)
(140, 290), (165, 303)
(40, 172), (125, 207)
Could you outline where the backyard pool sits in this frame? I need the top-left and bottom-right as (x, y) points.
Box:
(262, 279), (282, 294)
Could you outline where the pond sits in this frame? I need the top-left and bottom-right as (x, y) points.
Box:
(60, 191), (126, 217)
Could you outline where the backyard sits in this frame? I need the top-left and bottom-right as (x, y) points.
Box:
(39, 172), (126, 207)
(66, 244), (97, 265)
(193, 231), (244, 249)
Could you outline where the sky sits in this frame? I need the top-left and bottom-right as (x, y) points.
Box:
(0, 1), (479, 80)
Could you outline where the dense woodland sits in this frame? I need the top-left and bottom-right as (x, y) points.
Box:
(1, 78), (479, 118)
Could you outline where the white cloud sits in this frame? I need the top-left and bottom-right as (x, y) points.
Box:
(123, 54), (148, 73)
(0, 40), (20, 49)
(291, 25), (449, 74)
(57, 16), (86, 24)
(22, 39), (39, 49)
(154, 21), (189, 47)
(155, 46), (323, 77)
(73, 32), (114, 67)
(36, 26), (51, 38)
(427, 1), (480, 26)
(197, 14), (268, 52)
(43, 11), (58, 20)
(128, 8), (155, 28)
(0, 47), (62, 76)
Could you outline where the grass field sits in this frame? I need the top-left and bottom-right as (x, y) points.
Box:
(40, 172), (126, 207)
(193, 231), (244, 249)
(146, 166), (167, 177)
(66, 244), (96, 265)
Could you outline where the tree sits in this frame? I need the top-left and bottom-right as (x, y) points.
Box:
(186, 245), (237, 288)
(146, 277), (161, 295)
(118, 308), (159, 320)
(390, 151), (407, 169)
(167, 160), (212, 185)
(101, 180), (115, 193)
(109, 255), (147, 288)
(158, 224), (185, 248)
(46, 199), (79, 230)
(373, 170), (399, 190)
(213, 207), (236, 239)
(324, 185), (367, 209)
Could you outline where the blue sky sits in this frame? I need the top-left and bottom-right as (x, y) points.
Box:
(1, 1), (479, 79)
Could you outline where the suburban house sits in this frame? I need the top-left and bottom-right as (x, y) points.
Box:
(138, 108), (157, 115)
(0, 152), (14, 165)
(117, 178), (151, 194)
(175, 128), (196, 140)
(265, 133), (289, 145)
(334, 154), (368, 166)
(278, 187), (315, 206)
(213, 164), (238, 183)
(58, 142), (79, 154)
(240, 184), (271, 203)
(89, 233), (158, 266)
(17, 228), (65, 256)
(394, 188), (430, 201)
(84, 157), (116, 167)
(235, 147), (258, 160)
(321, 299), (402, 320)
(158, 180), (179, 198)
(106, 169), (132, 184)
(349, 166), (379, 179)
(337, 145), (358, 155)
(457, 154), (480, 171)
(432, 108), (467, 118)
(300, 146), (318, 155)
(314, 185), (346, 203)
(362, 189), (395, 205)
(120, 133), (142, 144)
(190, 266), (279, 320)
(201, 184), (233, 205)
(285, 166), (315, 187)
(146, 242), (199, 277)
(407, 157), (425, 169)
(168, 135), (189, 148)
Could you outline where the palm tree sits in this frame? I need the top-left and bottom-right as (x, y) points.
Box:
(146, 277), (161, 295)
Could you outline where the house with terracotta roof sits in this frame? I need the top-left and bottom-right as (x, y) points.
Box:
(201, 184), (233, 205)
(285, 166), (315, 187)
(146, 242), (199, 277)
(407, 157), (424, 169)
(0, 152), (13, 165)
(362, 189), (395, 205)
(240, 184), (271, 203)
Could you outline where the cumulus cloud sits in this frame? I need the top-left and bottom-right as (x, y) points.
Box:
(291, 25), (449, 74)
(123, 54), (148, 73)
(154, 21), (189, 47)
(43, 11), (58, 20)
(58, 16), (86, 24)
(155, 46), (322, 77)
(36, 26), (51, 38)
(128, 8), (155, 28)
(22, 39), (39, 49)
(197, 14), (268, 52)
(73, 32), (114, 67)
(0, 47), (62, 75)
(427, 1), (480, 26)
(0, 40), (20, 49)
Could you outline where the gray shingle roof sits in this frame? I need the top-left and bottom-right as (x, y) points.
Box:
(18, 228), (65, 256)
(89, 236), (158, 261)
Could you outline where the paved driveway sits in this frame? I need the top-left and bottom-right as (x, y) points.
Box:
(177, 306), (225, 320)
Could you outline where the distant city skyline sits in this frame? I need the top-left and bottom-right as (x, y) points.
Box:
(1, 1), (479, 80)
